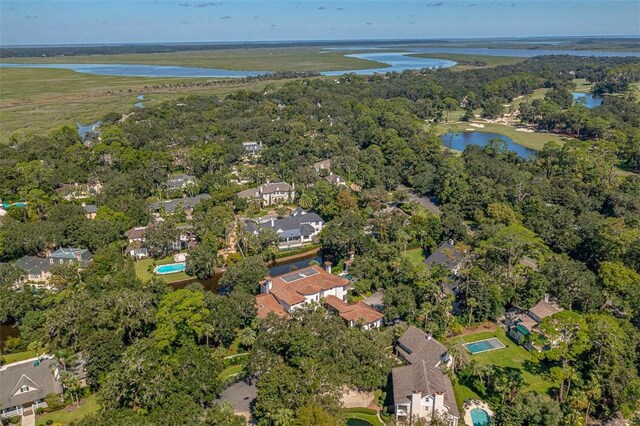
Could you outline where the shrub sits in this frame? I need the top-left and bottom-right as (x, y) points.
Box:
(44, 393), (64, 411)
(8, 416), (21, 424)
(46, 421), (54, 425)
(35, 407), (45, 415)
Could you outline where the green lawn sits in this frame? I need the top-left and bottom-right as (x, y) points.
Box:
(573, 78), (593, 93)
(1, 348), (43, 364)
(220, 364), (244, 383)
(435, 121), (566, 151)
(449, 328), (557, 395)
(134, 255), (190, 283)
(344, 408), (384, 426)
(36, 394), (99, 426)
(402, 248), (426, 268)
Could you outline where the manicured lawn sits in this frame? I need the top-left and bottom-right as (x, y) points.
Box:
(402, 248), (426, 268)
(1, 348), (43, 364)
(36, 394), (99, 426)
(573, 78), (593, 93)
(344, 408), (384, 426)
(134, 255), (190, 283)
(449, 328), (556, 395)
(453, 382), (481, 410)
(220, 364), (244, 382)
(435, 121), (566, 151)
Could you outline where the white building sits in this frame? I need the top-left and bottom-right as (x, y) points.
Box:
(245, 208), (324, 249)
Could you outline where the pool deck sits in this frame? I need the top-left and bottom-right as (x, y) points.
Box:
(464, 337), (506, 354)
(154, 262), (186, 275)
(463, 400), (493, 426)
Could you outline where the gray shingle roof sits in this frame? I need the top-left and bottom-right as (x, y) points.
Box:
(83, 204), (97, 214)
(391, 360), (459, 418)
(425, 242), (463, 271)
(14, 257), (52, 276)
(150, 193), (211, 213)
(244, 209), (324, 240)
(396, 326), (448, 367)
(0, 357), (63, 410)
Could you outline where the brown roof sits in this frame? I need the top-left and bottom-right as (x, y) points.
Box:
(256, 294), (289, 318)
(396, 326), (448, 367)
(528, 300), (563, 320)
(392, 360), (459, 418)
(325, 295), (384, 325)
(125, 226), (147, 240)
(268, 265), (348, 307)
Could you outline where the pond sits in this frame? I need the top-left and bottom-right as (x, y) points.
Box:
(572, 92), (603, 108)
(439, 131), (536, 158)
(346, 419), (374, 426)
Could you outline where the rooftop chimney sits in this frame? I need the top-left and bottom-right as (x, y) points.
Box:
(324, 261), (332, 274)
(543, 293), (550, 303)
(263, 276), (272, 294)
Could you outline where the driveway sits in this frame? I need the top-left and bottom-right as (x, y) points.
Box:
(362, 292), (384, 310)
(397, 185), (442, 216)
(217, 381), (257, 419)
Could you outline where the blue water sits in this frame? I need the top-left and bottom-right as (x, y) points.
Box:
(155, 262), (186, 274)
(465, 338), (504, 354)
(470, 408), (491, 426)
(2, 202), (27, 208)
(572, 92), (603, 108)
(268, 256), (322, 277)
(77, 120), (102, 139)
(440, 132), (536, 158)
(2, 47), (637, 78)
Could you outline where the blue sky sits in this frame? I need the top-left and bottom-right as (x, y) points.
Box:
(1, 1), (638, 46)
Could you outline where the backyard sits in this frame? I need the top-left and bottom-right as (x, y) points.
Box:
(133, 255), (190, 283)
(448, 327), (557, 408)
(36, 394), (99, 426)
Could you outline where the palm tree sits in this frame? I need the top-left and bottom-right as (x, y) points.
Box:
(239, 328), (257, 348)
(269, 408), (294, 426)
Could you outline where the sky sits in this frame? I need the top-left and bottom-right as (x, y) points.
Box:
(0, 0), (638, 46)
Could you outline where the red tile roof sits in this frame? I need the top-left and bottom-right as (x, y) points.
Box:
(267, 265), (348, 307)
(324, 295), (384, 325)
(256, 294), (289, 319)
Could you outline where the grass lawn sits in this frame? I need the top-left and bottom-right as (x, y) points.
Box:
(453, 382), (481, 410)
(1, 348), (44, 364)
(409, 53), (525, 70)
(435, 121), (566, 151)
(449, 328), (557, 395)
(573, 78), (593, 93)
(36, 394), (99, 426)
(220, 364), (244, 383)
(134, 255), (190, 283)
(402, 248), (426, 268)
(344, 409), (384, 426)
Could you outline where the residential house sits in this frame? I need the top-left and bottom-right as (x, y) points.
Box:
(506, 294), (564, 351)
(325, 173), (346, 187)
(125, 227), (149, 259)
(324, 295), (384, 330)
(13, 247), (92, 286)
(55, 181), (101, 201)
(244, 208), (324, 249)
(241, 141), (262, 158)
(392, 327), (459, 426)
(237, 182), (295, 206)
(313, 159), (332, 173)
(0, 356), (63, 420)
(425, 241), (464, 275)
(149, 193), (211, 217)
(166, 174), (197, 191)
(82, 204), (97, 220)
(256, 265), (349, 317)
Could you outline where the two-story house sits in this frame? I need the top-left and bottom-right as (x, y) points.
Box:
(244, 208), (324, 248)
(13, 248), (92, 287)
(392, 327), (459, 426)
(236, 182), (295, 206)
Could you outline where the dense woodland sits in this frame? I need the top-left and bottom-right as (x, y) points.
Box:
(1, 55), (640, 425)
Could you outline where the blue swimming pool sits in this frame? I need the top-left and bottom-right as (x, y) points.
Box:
(464, 338), (505, 354)
(470, 408), (491, 426)
(155, 262), (186, 274)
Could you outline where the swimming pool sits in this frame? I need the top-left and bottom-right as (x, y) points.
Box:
(155, 262), (186, 275)
(470, 408), (491, 426)
(464, 338), (505, 354)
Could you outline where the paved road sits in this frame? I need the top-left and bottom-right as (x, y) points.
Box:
(397, 185), (442, 216)
(217, 381), (256, 418)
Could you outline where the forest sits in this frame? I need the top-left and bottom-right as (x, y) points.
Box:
(1, 54), (639, 425)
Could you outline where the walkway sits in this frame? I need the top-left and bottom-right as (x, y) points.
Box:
(21, 410), (35, 426)
(463, 400), (493, 426)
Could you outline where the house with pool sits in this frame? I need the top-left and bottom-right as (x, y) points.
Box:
(505, 294), (563, 351)
(392, 327), (459, 426)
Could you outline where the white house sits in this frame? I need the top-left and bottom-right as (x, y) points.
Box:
(237, 182), (295, 206)
(393, 327), (459, 426)
(245, 208), (324, 248)
(257, 265), (349, 316)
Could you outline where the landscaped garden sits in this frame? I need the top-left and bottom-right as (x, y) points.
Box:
(448, 327), (557, 409)
(36, 394), (99, 426)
